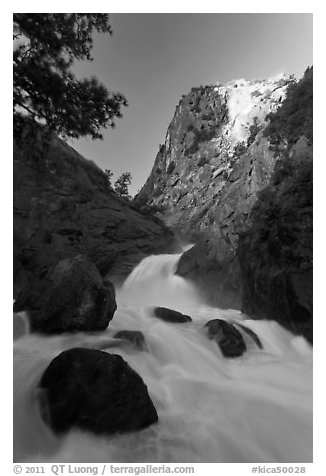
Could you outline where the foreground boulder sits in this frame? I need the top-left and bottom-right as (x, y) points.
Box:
(14, 254), (117, 334)
(205, 319), (246, 358)
(153, 307), (192, 323)
(38, 348), (158, 435)
(114, 330), (147, 351)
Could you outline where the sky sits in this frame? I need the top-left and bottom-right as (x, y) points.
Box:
(69, 13), (313, 196)
(6, 7), (325, 464)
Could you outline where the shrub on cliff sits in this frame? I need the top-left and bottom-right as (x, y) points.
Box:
(198, 156), (209, 167)
(239, 67), (313, 341)
(239, 150), (313, 341)
(233, 142), (247, 158)
(185, 125), (217, 156)
(247, 117), (261, 147)
(253, 67), (313, 237)
(249, 153), (312, 270)
(167, 161), (176, 174)
(264, 66), (313, 147)
(14, 14), (127, 140)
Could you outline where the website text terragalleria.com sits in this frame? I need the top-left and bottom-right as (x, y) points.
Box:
(17, 465), (195, 475)
(11, 463), (314, 475)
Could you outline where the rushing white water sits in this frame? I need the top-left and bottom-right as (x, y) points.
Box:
(13, 253), (312, 463)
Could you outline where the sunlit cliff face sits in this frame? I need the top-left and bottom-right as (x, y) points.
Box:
(220, 74), (289, 145)
(137, 74), (293, 221)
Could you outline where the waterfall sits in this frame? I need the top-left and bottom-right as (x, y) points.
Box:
(117, 253), (201, 310)
(13, 253), (312, 463)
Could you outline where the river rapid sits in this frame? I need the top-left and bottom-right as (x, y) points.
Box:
(13, 253), (313, 463)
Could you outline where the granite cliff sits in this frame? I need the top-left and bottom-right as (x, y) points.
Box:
(13, 124), (179, 297)
(136, 74), (293, 307)
(136, 70), (313, 341)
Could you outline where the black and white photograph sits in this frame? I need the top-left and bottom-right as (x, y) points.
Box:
(12, 8), (314, 467)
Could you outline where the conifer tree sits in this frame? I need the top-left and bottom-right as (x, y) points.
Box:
(14, 13), (127, 140)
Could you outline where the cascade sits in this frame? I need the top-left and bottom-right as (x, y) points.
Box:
(13, 253), (312, 463)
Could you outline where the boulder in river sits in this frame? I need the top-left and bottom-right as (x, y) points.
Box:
(13, 254), (117, 334)
(205, 319), (247, 358)
(38, 348), (158, 435)
(114, 330), (147, 351)
(153, 307), (192, 323)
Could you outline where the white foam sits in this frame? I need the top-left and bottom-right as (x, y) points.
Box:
(14, 252), (312, 463)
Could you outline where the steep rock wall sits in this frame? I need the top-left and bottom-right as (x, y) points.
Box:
(13, 127), (179, 296)
(136, 75), (292, 307)
(239, 67), (313, 342)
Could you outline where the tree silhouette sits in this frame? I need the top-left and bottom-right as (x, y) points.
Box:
(114, 172), (132, 199)
(14, 14), (127, 140)
(104, 169), (114, 187)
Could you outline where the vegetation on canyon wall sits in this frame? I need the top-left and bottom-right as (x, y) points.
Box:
(136, 68), (313, 341)
(239, 67), (313, 341)
(263, 66), (313, 147)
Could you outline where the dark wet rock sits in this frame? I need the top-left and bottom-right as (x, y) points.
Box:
(176, 239), (242, 309)
(239, 252), (313, 344)
(38, 348), (158, 435)
(153, 307), (192, 323)
(173, 136), (279, 309)
(233, 323), (263, 349)
(114, 330), (147, 351)
(13, 125), (179, 297)
(205, 319), (246, 358)
(14, 254), (117, 334)
(238, 148), (313, 343)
